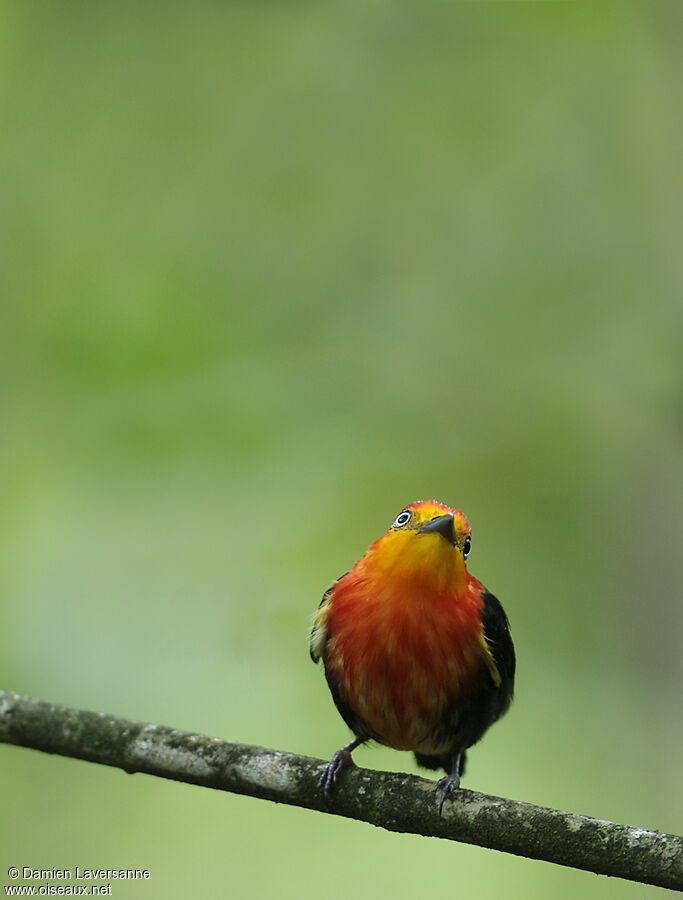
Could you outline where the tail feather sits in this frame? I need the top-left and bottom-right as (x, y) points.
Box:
(414, 751), (467, 777)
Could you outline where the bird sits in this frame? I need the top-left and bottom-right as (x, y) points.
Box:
(310, 499), (515, 812)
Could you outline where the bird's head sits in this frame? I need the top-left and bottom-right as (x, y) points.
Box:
(367, 500), (473, 592)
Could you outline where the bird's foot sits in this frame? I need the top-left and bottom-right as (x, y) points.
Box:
(321, 749), (354, 798)
(320, 737), (366, 799)
(435, 750), (463, 814)
(435, 771), (460, 815)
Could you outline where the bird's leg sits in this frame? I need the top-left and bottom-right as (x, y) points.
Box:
(436, 751), (462, 815)
(321, 736), (367, 798)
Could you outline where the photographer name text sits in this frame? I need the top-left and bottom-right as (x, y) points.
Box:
(12, 870), (150, 882)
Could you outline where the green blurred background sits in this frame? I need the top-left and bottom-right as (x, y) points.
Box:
(1, 2), (681, 897)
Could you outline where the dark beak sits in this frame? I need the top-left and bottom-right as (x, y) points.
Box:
(419, 513), (456, 544)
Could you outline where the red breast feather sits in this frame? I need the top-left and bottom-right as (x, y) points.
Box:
(323, 537), (489, 755)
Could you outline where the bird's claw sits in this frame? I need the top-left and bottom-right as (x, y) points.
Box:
(436, 772), (460, 815)
(320, 749), (354, 798)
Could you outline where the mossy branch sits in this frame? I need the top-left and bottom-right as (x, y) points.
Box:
(0, 690), (681, 891)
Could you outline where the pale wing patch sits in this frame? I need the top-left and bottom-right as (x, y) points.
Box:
(309, 592), (331, 663)
(478, 630), (502, 687)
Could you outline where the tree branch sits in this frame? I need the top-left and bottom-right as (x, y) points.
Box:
(0, 690), (681, 891)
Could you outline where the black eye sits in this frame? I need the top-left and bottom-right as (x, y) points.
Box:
(393, 510), (412, 528)
(463, 535), (472, 558)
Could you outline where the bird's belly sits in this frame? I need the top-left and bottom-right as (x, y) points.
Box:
(352, 674), (452, 754)
(331, 640), (482, 755)
(325, 580), (489, 755)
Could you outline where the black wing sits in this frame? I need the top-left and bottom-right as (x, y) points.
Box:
(481, 590), (516, 718)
